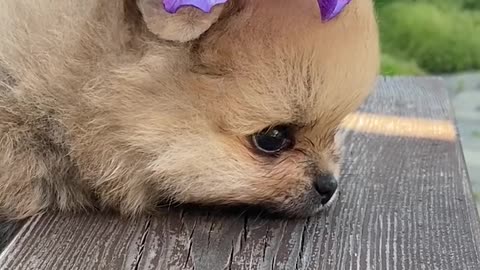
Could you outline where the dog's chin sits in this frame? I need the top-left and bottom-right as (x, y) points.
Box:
(159, 190), (339, 219)
(261, 189), (340, 218)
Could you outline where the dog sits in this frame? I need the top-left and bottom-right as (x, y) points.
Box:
(0, 0), (379, 225)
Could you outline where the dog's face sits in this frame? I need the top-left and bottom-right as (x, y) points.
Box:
(95, 0), (378, 217)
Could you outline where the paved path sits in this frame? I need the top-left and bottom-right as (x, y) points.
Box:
(444, 72), (480, 208)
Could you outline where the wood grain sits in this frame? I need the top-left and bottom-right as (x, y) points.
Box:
(1, 77), (480, 270)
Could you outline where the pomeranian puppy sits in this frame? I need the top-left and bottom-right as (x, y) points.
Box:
(0, 0), (379, 220)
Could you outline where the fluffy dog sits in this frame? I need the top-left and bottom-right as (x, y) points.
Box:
(0, 0), (379, 221)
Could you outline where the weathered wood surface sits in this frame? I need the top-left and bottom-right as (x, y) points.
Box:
(1, 77), (480, 270)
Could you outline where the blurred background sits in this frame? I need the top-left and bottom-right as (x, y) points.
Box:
(375, 0), (480, 208)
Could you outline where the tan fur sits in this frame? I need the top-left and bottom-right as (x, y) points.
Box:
(0, 0), (379, 219)
(137, 0), (226, 42)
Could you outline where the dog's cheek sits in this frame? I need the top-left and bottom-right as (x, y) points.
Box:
(249, 155), (312, 202)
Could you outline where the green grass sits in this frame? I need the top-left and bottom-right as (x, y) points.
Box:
(376, 0), (480, 75)
(381, 54), (425, 76)
(474, 192), (480, 203)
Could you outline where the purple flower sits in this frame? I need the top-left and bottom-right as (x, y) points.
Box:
(163, 0), (228, 13)
(318, 0), (352, 21)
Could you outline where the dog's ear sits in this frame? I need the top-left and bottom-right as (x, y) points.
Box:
(136, 0), (226, 42)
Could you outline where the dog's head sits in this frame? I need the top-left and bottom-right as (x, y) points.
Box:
(90, 0), (379, 216)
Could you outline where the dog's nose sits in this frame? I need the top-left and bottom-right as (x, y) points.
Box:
(314, 174), (338, 204)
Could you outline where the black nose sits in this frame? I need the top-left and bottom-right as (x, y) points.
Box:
(314, 174), (338, 204)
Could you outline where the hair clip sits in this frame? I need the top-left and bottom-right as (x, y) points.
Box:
(163, 0), (228, 13)
(163, 0), (351, 22)
(319, 0), (351, 22)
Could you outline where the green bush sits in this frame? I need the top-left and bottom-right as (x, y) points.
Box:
(381, 54), (425, 76)
(375, 0), (461, 10)
(463, 0), (480, 10)
(378, 2), (480, 74)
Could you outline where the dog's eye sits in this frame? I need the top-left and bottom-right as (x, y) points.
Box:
(250, 125), (295, 155)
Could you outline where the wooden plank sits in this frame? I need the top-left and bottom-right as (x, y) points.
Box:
(1, 77), (480, 270)
(0, 214), (149, 269)
(0, 220), (23, 252)
(358, 77), (452, 120)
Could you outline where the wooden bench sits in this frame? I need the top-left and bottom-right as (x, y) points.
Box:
(1, 77), (480, 270)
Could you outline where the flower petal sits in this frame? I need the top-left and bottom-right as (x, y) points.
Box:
(318, 0), (351, 21)
(163, 0), (228, 13)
